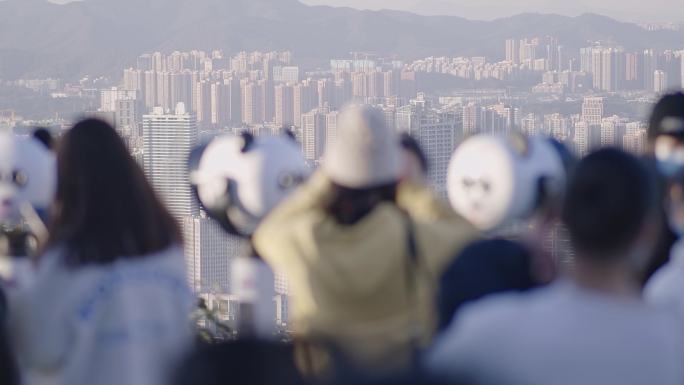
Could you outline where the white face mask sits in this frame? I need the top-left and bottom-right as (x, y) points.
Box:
(655, 136), (684, 177)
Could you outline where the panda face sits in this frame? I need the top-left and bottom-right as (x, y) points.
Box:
(448, 136), (518, 231)
(0, 134), (56, 224)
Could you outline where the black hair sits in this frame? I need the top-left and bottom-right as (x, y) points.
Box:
(32, 127), (54, 150)
(324, 183), (397, 225)
(399, 133), (429, 173)
(46, 119), (182, 266)
(172, 340), (307, 385)
(648, 92), (684, 139)
(562, 148), (657, 258)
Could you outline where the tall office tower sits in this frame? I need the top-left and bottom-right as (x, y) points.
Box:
(142, 103), (199, 219)
(396, 99), (459, 195)
(241, 81), (263, 125)
(644, 49), (658, 91)
(351, 72), (367, 99)
(293, 81), (315, 128)
(581, 97), (604, 126)
(600, 116), (625, 147)
(195, 81), (212, 123)
(183, 215), (244, 294)
(151, 52), (166, 72)
(506, 38), (520, 64)
(301, 108), (329, 162)
(275, 84), (295, 127)
(654, 70), (668, 93)
(173, 71), (195, 111)
(144, 70), (158, 110)
(462, 103), (480, 135)
(317, 79), (334, 109)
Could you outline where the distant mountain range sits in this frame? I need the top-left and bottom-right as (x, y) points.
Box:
(0, 0), (683, 80)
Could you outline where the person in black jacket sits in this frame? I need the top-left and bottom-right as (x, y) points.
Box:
(643, 93), (684, 285)
(0, 287), (18, 385)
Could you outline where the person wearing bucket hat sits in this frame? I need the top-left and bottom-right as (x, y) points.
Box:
(253, 104), (476, 377)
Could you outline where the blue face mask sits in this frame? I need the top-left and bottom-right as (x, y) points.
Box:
(655, 136), (684, 178)
(658, 159), (684, 178)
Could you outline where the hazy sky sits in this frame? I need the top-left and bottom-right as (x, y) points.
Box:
(46, 0), (684, 22)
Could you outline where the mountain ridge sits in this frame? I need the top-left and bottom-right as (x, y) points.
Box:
(0, 0), (682, 80)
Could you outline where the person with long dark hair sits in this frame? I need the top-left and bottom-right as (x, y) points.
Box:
(8, 119), (194, 385)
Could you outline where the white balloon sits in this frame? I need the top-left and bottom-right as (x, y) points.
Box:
(0, 133), (56, 223)
(447, 134), (566, 231)
(190, 134), (309, 236)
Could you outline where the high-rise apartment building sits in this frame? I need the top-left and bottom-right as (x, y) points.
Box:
(396, 96), (460, 195)
(581, 97), (604, 126)
(506, 39), (520, 64)
(654, 70), (668, 93)
(183, 215), (244, 293)
(143, 103), (199, 219)
(275, 84), (295, 127)
(301, 107), (329, 162)
(643, 49), (658, 92)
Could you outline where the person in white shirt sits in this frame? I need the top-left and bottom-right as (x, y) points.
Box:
(8, 119), (195, 385)
(426, 148), (684, 385)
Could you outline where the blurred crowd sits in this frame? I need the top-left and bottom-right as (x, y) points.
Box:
(3, 93), (684, 385)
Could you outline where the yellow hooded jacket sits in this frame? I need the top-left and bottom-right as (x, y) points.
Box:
(253, 172), (477, 374)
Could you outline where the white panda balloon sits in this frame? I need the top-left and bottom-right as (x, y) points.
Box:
(447, 134), (568, 232)
(189, 132), (309, 237)
(189, 132), (310, 338)
(0, 132), (56, 225)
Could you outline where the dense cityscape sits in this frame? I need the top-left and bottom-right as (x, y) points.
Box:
(3, 34), (684, 328)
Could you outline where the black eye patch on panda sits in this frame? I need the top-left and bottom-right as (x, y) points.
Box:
(0, 170), (28, 187)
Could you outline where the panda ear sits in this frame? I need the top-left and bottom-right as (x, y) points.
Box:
(32, 128), (53, 150)
(239, 131), (254, 153)
(283, 129), (297, 142)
